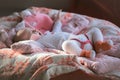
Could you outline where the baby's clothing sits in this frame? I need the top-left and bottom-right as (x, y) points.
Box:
(37, 32), (93, 50)
(69, 34), (93, 50)
(37, 32), (70, 50)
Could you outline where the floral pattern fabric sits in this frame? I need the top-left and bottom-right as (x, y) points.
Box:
(0, 7), (120, 80)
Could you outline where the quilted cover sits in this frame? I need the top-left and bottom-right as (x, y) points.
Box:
(0, 7), (120, 80)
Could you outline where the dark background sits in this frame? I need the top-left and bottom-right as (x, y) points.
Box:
(73, 0), (120, 27)
(0, 0), (74, 16)
(0, 0), (119, 27)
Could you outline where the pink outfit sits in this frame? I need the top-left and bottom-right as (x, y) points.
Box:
(24, 13), (53, 33)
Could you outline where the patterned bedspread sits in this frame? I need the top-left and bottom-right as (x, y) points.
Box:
(0, 7), (120, 80)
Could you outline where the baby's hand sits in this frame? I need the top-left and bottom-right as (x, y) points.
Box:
(13, 28), (32, 42)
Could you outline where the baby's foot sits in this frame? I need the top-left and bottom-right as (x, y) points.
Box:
(95, 40), (113, 53)
(101, 40), (113, 51)
(80, 50), (96, 59)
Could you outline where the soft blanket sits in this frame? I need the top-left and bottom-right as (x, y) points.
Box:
(0, 7), (120, 80)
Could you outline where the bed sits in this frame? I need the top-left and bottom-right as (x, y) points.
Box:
(0, 7), (120, 80)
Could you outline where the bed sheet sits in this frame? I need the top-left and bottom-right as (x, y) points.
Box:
(0, 7), (120, 80)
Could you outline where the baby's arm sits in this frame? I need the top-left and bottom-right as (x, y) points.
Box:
(52, 10), (63, 33)
(13, 28), (32, 42)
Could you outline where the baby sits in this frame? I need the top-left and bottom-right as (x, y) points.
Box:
(11, 10), (113, 59)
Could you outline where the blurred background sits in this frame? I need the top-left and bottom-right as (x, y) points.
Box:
(0, 0), (119, 27)
(0, 0), (74, 16)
